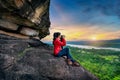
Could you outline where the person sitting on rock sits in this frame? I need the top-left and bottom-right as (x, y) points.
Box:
(53, 32), (80, 66)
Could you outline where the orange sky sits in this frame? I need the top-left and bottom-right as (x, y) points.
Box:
(42, 24), (120, 41)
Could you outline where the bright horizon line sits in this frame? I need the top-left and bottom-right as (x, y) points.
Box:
(42, 38), (120, 42)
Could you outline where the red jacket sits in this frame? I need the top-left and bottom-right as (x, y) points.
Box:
(53, 38), (66, 55)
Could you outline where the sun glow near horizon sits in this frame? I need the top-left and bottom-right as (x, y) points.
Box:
(90, 36), (98, 41)
(41, 24), (120, 41)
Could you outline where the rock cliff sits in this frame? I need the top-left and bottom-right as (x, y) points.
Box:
(0, 34), (98, 80)
(0, 0), (50, 39)
(0, 0), (99, 80)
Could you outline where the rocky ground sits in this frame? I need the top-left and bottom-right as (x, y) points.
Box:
(0, 34), (98, 80)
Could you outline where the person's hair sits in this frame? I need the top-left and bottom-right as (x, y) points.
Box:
(53, 32), (61, 41)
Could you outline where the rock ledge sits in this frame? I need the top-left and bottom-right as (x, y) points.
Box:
(0, 34), (98, 80)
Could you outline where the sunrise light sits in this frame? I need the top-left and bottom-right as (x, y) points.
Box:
(91, 36), (97, 41)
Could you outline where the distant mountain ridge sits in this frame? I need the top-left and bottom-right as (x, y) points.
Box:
(68, 39), (120, 42)
(100, 39), (120, 43)
(67, 39), (120, 48)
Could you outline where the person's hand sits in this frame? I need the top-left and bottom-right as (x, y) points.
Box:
(61, 35), (65, 38)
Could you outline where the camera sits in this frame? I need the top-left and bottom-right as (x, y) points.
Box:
(61, 35), (65, 39)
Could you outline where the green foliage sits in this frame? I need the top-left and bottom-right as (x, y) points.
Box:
(69, 47), (120, 80)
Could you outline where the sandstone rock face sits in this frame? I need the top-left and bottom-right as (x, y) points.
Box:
(0, 0), (50, 39)
(0, 34), (99, 80)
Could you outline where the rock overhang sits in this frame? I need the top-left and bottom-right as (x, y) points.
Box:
(0, 0), (50, 39)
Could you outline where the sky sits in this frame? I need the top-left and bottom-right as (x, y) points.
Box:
(43, 0), (120, 41)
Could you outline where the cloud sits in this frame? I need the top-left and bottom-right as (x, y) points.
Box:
(50, 0), (120, 28)
(61, 0), (120, 27)
(75, 0), (120, 16)
(97, 30), (120, 40)
(42, 24), (120, 41)
(50, 1), (73, 26)
(46, 0), (120, 41)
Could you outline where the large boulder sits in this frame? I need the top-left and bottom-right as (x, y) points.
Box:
(0, 0), (50, 39)
(0, 34), (99, 80)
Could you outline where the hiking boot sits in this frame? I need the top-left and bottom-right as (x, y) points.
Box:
(72, 61), (80, 67)
(66, 59), (72, 65)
